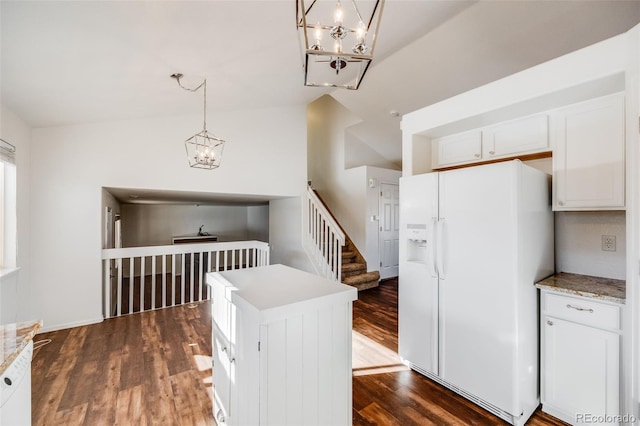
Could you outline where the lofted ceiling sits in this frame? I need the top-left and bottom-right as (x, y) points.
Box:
(2, 0), (640, 176)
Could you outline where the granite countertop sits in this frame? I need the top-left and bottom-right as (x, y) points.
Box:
(0, 320), (42, 375)
(535, 272), (625, 305)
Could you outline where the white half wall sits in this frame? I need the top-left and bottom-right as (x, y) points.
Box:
(30, 105), (306, 331)
(0, 104), (32, 324)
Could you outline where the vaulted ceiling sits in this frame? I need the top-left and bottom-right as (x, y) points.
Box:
(2, 1), (640, 169)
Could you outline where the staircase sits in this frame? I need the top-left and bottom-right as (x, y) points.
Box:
(305, 185), (380, 291)
(341, 237), (380, 291)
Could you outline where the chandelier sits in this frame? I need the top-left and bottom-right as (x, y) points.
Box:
(171, 73), (226, 170)
(296, 0), (384, 90)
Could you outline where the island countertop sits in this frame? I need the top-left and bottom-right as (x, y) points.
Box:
(535, 272), (625, 305)
(0, 320), (42, 375)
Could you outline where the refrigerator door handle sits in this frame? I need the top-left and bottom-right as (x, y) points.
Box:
(436, 218), (446, 279)
(428, 217), (438, 277)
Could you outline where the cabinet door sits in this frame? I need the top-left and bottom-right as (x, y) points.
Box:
(542, 316), (620, 422)
(432, 130), (482, 168)
(482, 114), (549, 159)
(552, 93), (625, 210)
(213, 323), (233, 423)
(210, 280), (236, 424)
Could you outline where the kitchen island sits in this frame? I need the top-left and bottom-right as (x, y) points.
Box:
(206, 264), (357, 426)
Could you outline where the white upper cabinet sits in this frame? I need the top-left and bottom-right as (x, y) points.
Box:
(432, 114), (550, 169)
(432, 130), (482, 168)
(482, 114), (549, 159)
(552, 93), (625, 210)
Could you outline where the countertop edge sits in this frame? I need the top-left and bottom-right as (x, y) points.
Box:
(0, 320), (43, 375)
(535, 272), (626, 305)
(535, 282), (625, 305)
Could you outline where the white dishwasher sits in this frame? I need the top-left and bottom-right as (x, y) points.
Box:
(0, 340), (33, 425)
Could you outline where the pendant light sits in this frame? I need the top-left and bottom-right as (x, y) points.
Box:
(171, 73), (226, 170)
(296, 0), (384, 90)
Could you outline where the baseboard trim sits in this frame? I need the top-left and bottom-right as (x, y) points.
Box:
(38, 316), (104, 333)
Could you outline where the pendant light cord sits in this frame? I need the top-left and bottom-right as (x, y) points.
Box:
(174, 76), (207, 132)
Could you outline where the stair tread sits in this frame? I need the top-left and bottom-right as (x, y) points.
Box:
(342, 271), (380, 285)
(342, 262), (366, 271)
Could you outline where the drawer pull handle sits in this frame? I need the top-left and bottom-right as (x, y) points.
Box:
(567, 304), (594, 313)
(546, 320), (553, 326)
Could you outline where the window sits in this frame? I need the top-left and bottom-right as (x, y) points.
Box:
(0, 139), (17, 270)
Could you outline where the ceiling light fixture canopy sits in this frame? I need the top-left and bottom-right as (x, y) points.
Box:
(296, 0), (384, 90)
(171, 73), (226, 170)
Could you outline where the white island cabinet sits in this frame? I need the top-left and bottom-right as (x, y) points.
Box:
(206, 264), (358, 426)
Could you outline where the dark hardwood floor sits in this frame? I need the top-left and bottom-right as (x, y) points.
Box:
(31, 278), (567, 425)
(351, 279), (567, 426)
(32, 303), (213, 425)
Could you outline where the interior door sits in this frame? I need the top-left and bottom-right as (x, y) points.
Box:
(379, 183), (400, 279)
(437, 161), (518, 413)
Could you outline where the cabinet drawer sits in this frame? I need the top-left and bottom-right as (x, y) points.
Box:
(544, 292), (620, 330)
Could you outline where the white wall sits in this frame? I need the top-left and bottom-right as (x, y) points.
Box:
(247, 205), (269, 242)
(30, 105), (307, 331)
(120, 203), (268, 247)
(269, 197), (314, 274)
(555, 211), (626, 280)
(308, 95), (365, 249)
(308, 95), (401, 271)
(0, 105), (32, 324)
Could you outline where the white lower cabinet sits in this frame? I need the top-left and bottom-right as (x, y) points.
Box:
(541, 291), (621, 425)
(207, 264), (357, 426)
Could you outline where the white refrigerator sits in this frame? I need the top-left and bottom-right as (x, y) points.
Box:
(398, 160), (554, 425)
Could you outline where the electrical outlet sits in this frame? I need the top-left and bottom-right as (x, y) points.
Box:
(602, 235), (616, 252)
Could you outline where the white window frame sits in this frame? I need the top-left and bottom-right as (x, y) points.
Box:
(0, 139), (17, 272)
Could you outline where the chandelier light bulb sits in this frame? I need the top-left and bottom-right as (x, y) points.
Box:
(356, 22), (366, 42)
(310, 22), (324, 50)
(334, 1), (343, 25)
(353, 22), (368, 54)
